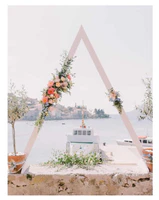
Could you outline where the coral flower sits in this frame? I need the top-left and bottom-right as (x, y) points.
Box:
(56, 82), (61, 87)
(55, 93), (60, 99)
(67, 74), (71, 80)
(48, 87), (55, 94)
(61, 77), (65, 81)
(47, 80), (54, 87)
(42, 96), (48, 103)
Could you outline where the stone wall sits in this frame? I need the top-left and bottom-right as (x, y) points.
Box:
(8, 173), (152, 195)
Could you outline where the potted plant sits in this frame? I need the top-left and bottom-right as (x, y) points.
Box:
(8, 82), (29, 173)
(142, 148), (153, 172)
(136, 77), (153, 172)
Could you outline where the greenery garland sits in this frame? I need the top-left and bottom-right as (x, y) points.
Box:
(35, 52), (75, 129)
(106, 88), (123, 114)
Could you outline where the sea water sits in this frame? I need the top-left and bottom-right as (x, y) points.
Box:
(8, 116), (152, 164)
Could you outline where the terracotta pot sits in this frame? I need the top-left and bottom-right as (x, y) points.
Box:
(8, 153), (26, 174)
(142, 148), (153, 172)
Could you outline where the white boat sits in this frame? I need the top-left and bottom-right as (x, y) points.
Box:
(66, 110), (100, 155)
(116, 136), (153, 147)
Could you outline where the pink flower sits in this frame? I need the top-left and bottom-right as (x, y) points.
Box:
(47, 81), (54, 87)
(67, 74), (71, 80)
(55, 76), (60, 82)
(63, 82), (68, 87)
(48, 88), (55, 94)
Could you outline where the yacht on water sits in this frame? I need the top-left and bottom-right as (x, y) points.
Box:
(116, 136), (153, 147)
(66, 107), (100, 155)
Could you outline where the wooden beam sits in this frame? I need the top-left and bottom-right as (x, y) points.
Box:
(22, 25), (144, 173)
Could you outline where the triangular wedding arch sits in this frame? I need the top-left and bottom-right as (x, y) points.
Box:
(24, 25), (143, 168)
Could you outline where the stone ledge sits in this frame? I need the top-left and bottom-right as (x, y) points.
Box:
(8, 173), (152, 195)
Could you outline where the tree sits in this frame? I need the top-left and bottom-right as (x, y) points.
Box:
(94, 108), (109, 118)
(8, 82), (29, 155)
(136, 77), (153, 121)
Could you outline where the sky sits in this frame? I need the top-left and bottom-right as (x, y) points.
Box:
(8, 6), (152, 114)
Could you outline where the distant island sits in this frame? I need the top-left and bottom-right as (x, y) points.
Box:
(21, 97), (110, 121)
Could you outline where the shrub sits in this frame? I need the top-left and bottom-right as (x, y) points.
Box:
(43, 150), (103, 169)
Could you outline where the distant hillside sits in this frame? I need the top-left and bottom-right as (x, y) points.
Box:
(21, 97), (110, 121)
(109, 109), (141, 119)
(126, 109), (141, 119)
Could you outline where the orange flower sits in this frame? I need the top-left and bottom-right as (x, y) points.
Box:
(48, 87), (55, 94)
(56, 82), (61, 87)
(42, 96), (48, 103)
(47, 81), (54, 87)
(55, 93), (60, 99)
(67, 74), (71, 80)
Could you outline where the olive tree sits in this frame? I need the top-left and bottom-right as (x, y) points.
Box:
(8, 82), (29, 155)
(136, 77), (153, 122)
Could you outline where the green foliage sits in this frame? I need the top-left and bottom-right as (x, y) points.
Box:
(43, 150), (102, 169)
(113, 100), (123, 114)
(136, 77), (153, 121)
(26, 174), (32, 180)
(8, 81), (29, 154)
(8, 82), (29, 124)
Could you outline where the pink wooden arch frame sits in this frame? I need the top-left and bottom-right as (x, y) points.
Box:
(24, 25), (143, 170)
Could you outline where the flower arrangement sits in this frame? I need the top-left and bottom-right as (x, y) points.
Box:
(106, 88), (123, 114)
(35, 52), (75, 129)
